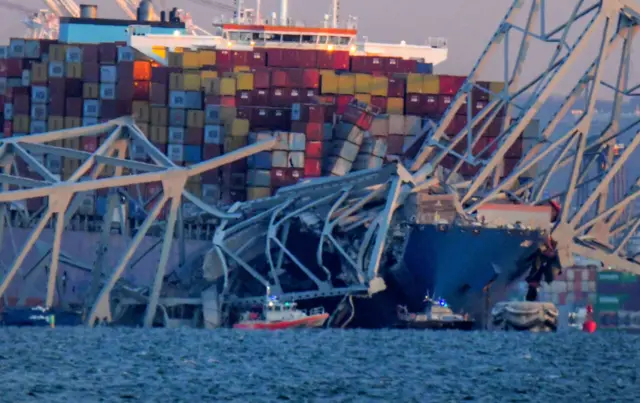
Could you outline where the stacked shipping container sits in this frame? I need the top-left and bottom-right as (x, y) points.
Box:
(596, 270), (640, 332)
(0, 37), (524, 214)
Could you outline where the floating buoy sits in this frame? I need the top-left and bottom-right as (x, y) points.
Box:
(583, 320), (596, 333)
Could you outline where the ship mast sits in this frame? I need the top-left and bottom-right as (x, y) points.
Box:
(279, 0), (287, 25)
(331, 0), (338, 28)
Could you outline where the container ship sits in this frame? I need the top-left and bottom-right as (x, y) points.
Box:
(0, 0), (553, 328)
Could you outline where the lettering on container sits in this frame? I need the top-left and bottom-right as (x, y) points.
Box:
(66, 47), (83, 63)
(31, 86), (48, 103)
(31, 104), (47, 121)
(48, 62), (64, 78)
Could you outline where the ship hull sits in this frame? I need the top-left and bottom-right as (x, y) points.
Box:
(233, 313), (329, 330)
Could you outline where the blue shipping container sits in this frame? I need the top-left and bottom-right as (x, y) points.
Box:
(95, 196), (108, 217)
(185, 91), (203, 109)
(184, 145), (202, 163)
(417, 62), (434, 74)
(248, 151), (272, 170)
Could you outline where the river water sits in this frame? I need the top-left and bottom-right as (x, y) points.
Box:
(0, 328), (638, 402)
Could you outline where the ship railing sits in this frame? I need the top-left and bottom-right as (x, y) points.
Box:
(427, 37), (447, 49)
(308, 307), (326, 316)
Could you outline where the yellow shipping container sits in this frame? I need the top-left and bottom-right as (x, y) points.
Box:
(63, 159), (80, 174)
(137, 123), (149, 137)
(233, 66), (250, 72)
(49, 44), (66, 62)
(422, 75), (440, 94)
(247, 187), (271, 200)
(198, 50), (216, 66)
(236, 72), (254, 91)
(151, 107), (168, 126)
(407, 73), (423, 94)
(321, 71), (338, 94)
(225, 119), (250, 137)
(168, 52), (183, 68)
(182, 50), (200, 69)
(217, 77), (236, 96)
(355, 73), (372, 94)
(13, 115), (29, 133)
(31, 63), (48, 83)
(48, 116), (64, 131)
(132, 101), (150, 123)
(169, 73), (184, 90)
(150, 125), (168, 144)
(66, 62), (82, 79)
(387, 98), (404, 114)
(83, 83), (99, 99)
(338, 74), (355, 95)
(371, 76), (389, 97)
(224, 137), (248, 152)
(220, 106), (237, 123)
(151, 46), (167, 60)
(187, 110), (205, 128)
(489, 81), (506, 99)
(63, 138), (80, 150)
(64, 117), (82, 129)
(183, 72), (201, 91)
(355, 93), (372, 104)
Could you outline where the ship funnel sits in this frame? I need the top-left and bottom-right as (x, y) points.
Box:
(80, 4), (97, 19)
(279, 0), (288, 26)
(137, 0), (155, 22)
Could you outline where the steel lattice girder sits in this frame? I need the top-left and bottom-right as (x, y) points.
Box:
(0, 116), (278, 326)
(408, 0), (640, 275)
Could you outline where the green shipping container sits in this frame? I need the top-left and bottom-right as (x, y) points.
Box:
(594, 294), (629, 311)
(597, 271), (637, 283)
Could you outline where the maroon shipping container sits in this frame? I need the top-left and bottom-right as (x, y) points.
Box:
(65, 97), (83, 117)
(424, 95), (439, 117)
(133, 81), (150, 101)
(251, 88), (269, 105)
(236, 106), (252, 120)
(98, 43), (117, 64)
(287, 69), (303, 88)
(150, 83), (167, 105)
(81, 137), (98, 153)
(251, 108), (271, 128)
(247, 50), (267, 66)
(202, 144), (221, 160)
(289, 88), (301, 104)
(336, 95), (353, 115)
(502, 157), (520, 177)
(253, 70), (270, 88)
(387, 78), (405, 98)
(369, 56), (385, 72)
(83, 62), (100, 82)
(185, 128), (203, 145)
(236, 90), (252, 106)
(271, 70), (290, 88)
(399, 59), (418, 74)
(505, 138), (523, 158)
(82, 44), (99, 63)
(216, 50), (232, 65)
(300, 89), (317, 103)
(302, 69), (320, 89)
(437, 95), (454, 115)
(49, 93), (65, 115)
(100, 100), (118, 119)
(66, 79), (83, 98)
(305, 141), (323, 158)
(445, 115), (467, 136)
(317, 50), (349, 70)
(384, 57), (403, 73)
(204, 95), (221, 105)
(489, 117), (505, 136)
(405, 93), (423, 116)
(117, 62), (134, 82)
(387, 135), (404, 155)
(13, 95), (29, 114)
(151, 66), (170, 84)
(271, 168), (288, 187)
(350, 56), (371, 73)
(116, 80), (134, 100)
(297, 49), (317, 68)
(473, 82), (491, 102)
(472, 100), (488, 117)
(281, 49), (301, 68)
(267, 49), (284, 67)
(269, 88), (289, 107)
(370, 96), (387, 113)
(3, 59), (23, 77)
(232, 50), (248, 65)
(439, 75), (465, 95)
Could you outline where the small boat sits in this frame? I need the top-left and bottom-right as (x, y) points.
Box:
(393, 300), (475, 330)
(233, 299), (329, 330)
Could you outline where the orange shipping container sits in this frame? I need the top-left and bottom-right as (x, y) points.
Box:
(133, 61), (152, 81)
(387, 98), (404, 114)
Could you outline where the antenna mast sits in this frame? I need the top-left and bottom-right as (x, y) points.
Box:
(332, 0), (339, 28)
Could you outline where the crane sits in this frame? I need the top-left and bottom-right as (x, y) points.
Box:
(0, 0), (59, 39)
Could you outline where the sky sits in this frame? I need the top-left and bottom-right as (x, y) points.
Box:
(0, 0), (637, 95)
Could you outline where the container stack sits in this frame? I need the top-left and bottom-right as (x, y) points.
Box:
(0, 37), (517, 212)
(595, 270), (640, 332)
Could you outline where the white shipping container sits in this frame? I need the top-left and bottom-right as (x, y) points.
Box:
(404, 115), (421, 135)
(83, 99), (100, 117)
(567, 270), (574, 281)
(66, 47), (83, 63)
(288, 152), (305, 168)
(202, 184), (221, 202)
(247, 169), (271, 187)
(273, 131), (289, 151)
(329, 157), (352, 176)
(29, 120), (47, 134)
(335, 123), (364, 144)
(100, 65), (117, 83)
(24, 40), (40, 58)
(30, 104), (47, 121)
(48, 61), (64, 78)
(204, 125), (224, 144)
(31, 86), (48, 104)
(388, 114), (405, 134)
(332, 140), (360, 162)
(551, 281), (568, 293)
(288, 132), (306, 151)
(100, 83), (116, 100)
(4, 103), (13, 120)
(271, 150), (288, 168)
(168, 127), (185, 144)
(167, 144), (184, 163)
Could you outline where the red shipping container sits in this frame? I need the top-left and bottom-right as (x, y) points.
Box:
(236, 106), (252, 120)
(288, 69), (304, 87)
(247, 50), (267, 66)
(117, 62), (134, 82)
(253, 70), (270, 88)
(282, 49), (300, 68)
(270, 88), (289, 107)
(271, 70), (290, 88)
(305, 141), (323, 158)
(370, 96), (387, 113)
(232, 50), (248, 65)
(252, 89), (269, 105)
(316, 50), (349, 70)
(350, 56), (371, 73)
(271, 168), (288, 187)
(297, 49), (317, 68)
(150, 83), (167, 105)
(336, 95), (353, 114)
(302, 69), (320, 89)
(116, 80), (134, 100)
(439, 75), (465, 95)
(4, 59), (23, 77)
(221, 96), (236, 107)
(387, 135), (404, 155)
(83, 62), (100, 82)
(13, 95), (30, 114)
(81, 137), (98, 153)
(301, 89), (318, 103)
(445, 115), (467, 136)
(98, 43), (117, 64)
(399, 59), (418, 74)
(387, 78), (405, 98)
(305, 122), (323, 141)
(369, 56), (385, 72)
(267, 49), (284, 67)
(151, 66), (169, 84)
(384, 57), (403, 73)
(304, 158), (322, 177)
(236, 90), (252, 106)
(82, 44), (99, 62)
(133, 61), (152, 81)
(251, 108), (271, 128)
(437, 95), (454, 115)
(185, 128), (203, 145)
(405, 93), (424, 116)
(65, 97), (83, 117)
(216, 50), (232, 65)
(333, 51), (351, 70)
(133, 81), (150, 101)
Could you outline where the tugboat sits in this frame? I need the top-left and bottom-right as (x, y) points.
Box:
(233, 297), (329, 330)
(393, 297), (475, 330)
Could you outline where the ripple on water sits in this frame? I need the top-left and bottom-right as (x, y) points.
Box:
(0, 328), (638, 402)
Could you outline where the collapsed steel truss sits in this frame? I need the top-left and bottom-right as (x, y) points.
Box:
(411, 0), (640, 274)
(0, 0), (639, 327)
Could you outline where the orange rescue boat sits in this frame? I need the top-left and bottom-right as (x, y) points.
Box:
(233, 299), (328, 330)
